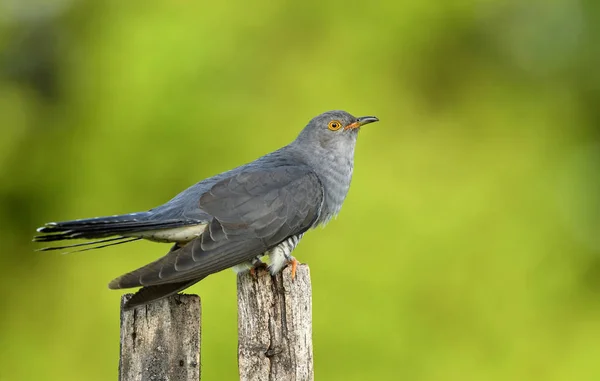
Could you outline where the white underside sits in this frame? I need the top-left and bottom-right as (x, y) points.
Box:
(231, 244), (294, 275)
(125, 224), (207, 243)
(268, 246), (290, 274)
(232, 262), (253, 273)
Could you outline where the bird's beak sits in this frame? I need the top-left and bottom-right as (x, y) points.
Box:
(344, 116), (379, 130)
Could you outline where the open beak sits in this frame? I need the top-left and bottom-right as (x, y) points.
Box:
(344, 116), (379, 130)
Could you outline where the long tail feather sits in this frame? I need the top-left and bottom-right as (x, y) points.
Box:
(60, 237), (142, 254)
(35, 236), (142, 254)
(35, 237), (129, 251)
(34, 212), (203, 253)
(34, 212), (199, 242)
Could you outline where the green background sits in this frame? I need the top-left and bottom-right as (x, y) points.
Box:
(1, 0), (599, 380)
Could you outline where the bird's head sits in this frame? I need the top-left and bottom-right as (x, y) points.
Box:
(294, 110), (379, 151)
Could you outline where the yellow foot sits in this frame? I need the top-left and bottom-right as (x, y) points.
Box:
(289, 258), (299, 280)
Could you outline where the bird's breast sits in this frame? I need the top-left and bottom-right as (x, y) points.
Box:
(316, 154), (354, 225)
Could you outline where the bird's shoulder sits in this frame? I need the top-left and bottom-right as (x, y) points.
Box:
(148, 148), (320, 220)
(200, 163), (322, 208)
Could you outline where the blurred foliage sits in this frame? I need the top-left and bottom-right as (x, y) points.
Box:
(1, 0), (600, 380)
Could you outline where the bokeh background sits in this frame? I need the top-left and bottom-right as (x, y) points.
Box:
(1, 0), (600, 380)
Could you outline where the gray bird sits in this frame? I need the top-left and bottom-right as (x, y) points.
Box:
(34, 110), (378, 309)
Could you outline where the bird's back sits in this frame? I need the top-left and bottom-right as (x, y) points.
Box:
(146, 145), (310, 222)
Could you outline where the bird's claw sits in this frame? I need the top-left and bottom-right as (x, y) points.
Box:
(250, 261), (268, 279)
(289, 258), (299, 281)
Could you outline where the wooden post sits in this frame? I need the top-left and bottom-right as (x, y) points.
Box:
(237, 264), (314, 381)
(119, 294), (201, 381)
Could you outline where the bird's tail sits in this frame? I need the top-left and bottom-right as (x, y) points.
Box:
(33, 212), (189, 253)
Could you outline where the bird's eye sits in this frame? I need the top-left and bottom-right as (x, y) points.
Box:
(328, 120), (342, 131)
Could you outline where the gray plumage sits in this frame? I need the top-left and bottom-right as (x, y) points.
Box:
(34, 110), (379, 308)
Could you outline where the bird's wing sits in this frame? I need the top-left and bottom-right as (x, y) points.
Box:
(109, 165), (323, 289)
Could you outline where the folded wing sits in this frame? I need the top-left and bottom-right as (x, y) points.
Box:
(110, 165), (323, 291)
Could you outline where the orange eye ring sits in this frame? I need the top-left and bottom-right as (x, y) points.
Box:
(328, 120), (342, 131)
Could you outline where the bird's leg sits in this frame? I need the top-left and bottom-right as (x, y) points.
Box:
(269, 254), (299, 280)
(274, 254), (300, 280)
(289, 257), (299, 280)
(268, 235), (303, 280)
(281, 244), (302, 280)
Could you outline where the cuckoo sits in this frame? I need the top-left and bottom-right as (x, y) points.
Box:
(34, 110), (379, 308)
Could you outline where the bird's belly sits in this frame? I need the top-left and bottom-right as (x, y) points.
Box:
(125, 224), (207, 243)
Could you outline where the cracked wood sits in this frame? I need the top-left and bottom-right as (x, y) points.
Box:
(237, 264), (314, 381)
(119, 294), (201, 381)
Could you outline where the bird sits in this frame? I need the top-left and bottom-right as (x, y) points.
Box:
(34, 110), (379, 309)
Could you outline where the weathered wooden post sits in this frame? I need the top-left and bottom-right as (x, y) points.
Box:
(119, 294), (201, 381)
(237, 264), (314, 381)
(117, 265), (312, 380)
